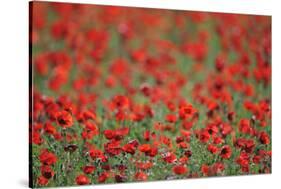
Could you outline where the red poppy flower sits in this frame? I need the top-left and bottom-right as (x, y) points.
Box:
(212, 162), (225, 173)
(112, 95), (130, 110)
(32, 132), (43, 145)
(182, 121), (193, 130)
(98, 172), (109, 183)
(206, 123), (219, 136)
(56, 110), (73, 128)
(103, 129), (115, 140)
(201, 164), (209, 176)
(259, 131), (270, 144)
(40, 165), (54, 179)
(166, 114), (177, 123)
(220, 145), (232, 159)
(44, 122), (57, 135)
(213, 136), (223, 144)
(199, 130), (210, 143)
(115, 174), (127, 183)
(179, 156), (189, 163)
(80, 110), (96, 121)
(239, 118), (251, 134)
(122, 143), (136, 154)
(178, 142), (188, 149)
(235, 138), (255, 153)
(75, 174), (90, 185)
(89, 149), (107, 162)
(236, 152), (250, 172)
(37, 176), (49, 186)
(143, 130), (150, 141)
(173, 165), (188, 175)
(104, 140), (122, 156)
(135, 161), (153, 170)
(140, 83), (152, 97)
(115, 110), (127, 121)
(220, 123), (232, 136)
(162, 152), (177, 163)
(103, 127), (129, 140)
(208, 144), (218, 154)
(83, 165), (96, 174)
(146, 147), (158, 157)
(39, 149), (57, 165)
(129, 139), (140, 147)
(114, 127), (129, 140)
(138, 144), (151, 153)
(253, 155), (261, 164)
(135, 171), (148, 181)
(81, 121), (99, 140)
(179, 103), (196, 120)
(227, 112), (235, 122)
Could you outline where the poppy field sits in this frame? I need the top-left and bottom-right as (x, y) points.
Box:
(29, 1), (272, 188)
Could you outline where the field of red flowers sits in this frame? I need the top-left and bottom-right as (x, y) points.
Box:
(30, 2), (271, 188)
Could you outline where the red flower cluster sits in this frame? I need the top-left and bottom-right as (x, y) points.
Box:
(30, 2), (271, 187)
